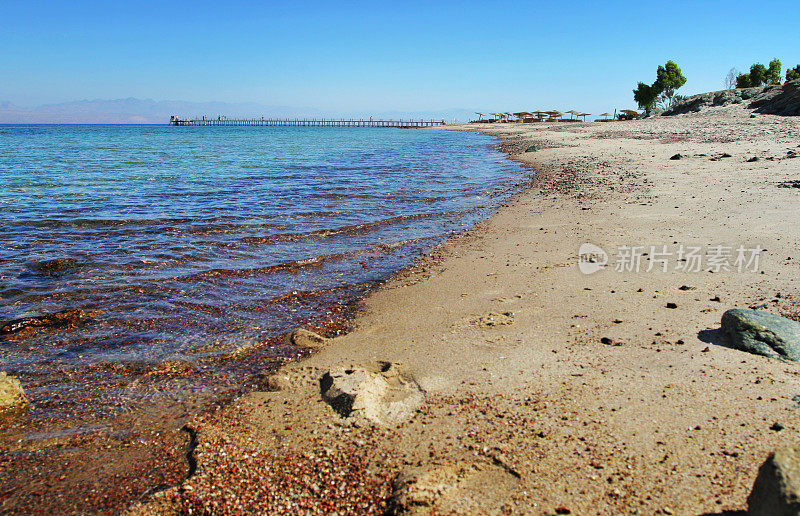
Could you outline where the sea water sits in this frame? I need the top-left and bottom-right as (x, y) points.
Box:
(0, 124), (529, 424)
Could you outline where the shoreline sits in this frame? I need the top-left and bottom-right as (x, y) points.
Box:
(132, 106), (800, 514)
(7, 105), (800, 513)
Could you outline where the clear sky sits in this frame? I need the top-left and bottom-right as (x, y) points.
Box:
(2, 0), (799, 117)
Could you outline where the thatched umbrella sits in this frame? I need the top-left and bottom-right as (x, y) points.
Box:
(599, 112), (613, 121)
(579, 112), (591, 122)
(620, 109), (640, 120)
(566, 109), (581, 120)
(475, 112), (485, 121)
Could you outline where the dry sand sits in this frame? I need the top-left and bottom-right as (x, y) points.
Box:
(130, 104), (800, 514)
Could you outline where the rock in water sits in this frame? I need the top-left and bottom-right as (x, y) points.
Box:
(320, 361), (424, 426)
(748, 447), (800, 515)
(0, 372), (28, 411)
(0, 308), (101, 334)
(721, 309), (800, 361)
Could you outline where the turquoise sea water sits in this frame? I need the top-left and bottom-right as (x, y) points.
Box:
(0, 124), (529, 422)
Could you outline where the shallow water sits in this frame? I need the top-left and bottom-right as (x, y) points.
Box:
(0, 124), (529, 427)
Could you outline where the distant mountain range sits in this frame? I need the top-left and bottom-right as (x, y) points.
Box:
(0, 98), (477, 124)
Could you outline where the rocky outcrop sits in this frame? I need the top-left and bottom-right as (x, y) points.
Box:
(751, 79), (800, 116)
(720, 309), (800, 361)
(663, 88), (756, 115)
(748, 446), (800, 515)
(320, 361), (424, 426)
(663, 80), (800, 116)
(0, 372), (28, 411)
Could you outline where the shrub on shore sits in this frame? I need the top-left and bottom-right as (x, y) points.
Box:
(736, 59), (782, 88)
(633, 60), (687, 114)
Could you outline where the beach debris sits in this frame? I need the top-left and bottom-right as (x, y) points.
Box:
(747, 446), (800, 515)
(710, 153), (733, 161)
(284, 328), (330, 351)
(388, 460), (520, 515)
(678, 285), (695, 291)
(0, 308), (101, 334)
(0, 372), (28, 412)
(600, 337), (624, 346)
(468, 312), (514, 328)
(320, 361), (424, 426)
(669, 153), (683, 160)
(721, 308), (800, 361)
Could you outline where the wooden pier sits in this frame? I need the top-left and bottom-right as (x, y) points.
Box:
(169, 116), (446, 128)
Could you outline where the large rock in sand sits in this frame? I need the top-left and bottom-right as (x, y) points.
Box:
(748, 446), (800, 515)
(0, 372), (28, 411)
(720, 309), (800, 361)
(320, 361), (424, 426)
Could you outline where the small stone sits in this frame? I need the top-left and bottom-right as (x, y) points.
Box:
(771, 422), (785, 432)
(0, 372), (28, 411)
(748, 156), (761, 162)
(669, 154), (683, 160)
(666, 302), (678, 309)
(678, 285), (695, 291)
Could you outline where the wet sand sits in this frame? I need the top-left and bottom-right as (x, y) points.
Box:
(15, 104), (800, 514)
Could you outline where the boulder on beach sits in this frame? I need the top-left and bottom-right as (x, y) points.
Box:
(320, 361), (424, 426)
(0, 372), (28, 411)
(720, 308), (800, 361)
(748, 446), (800, 516)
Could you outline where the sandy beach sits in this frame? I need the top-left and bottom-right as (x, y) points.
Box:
(121, 105), (799, 513)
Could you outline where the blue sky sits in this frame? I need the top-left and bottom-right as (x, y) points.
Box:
(1, 0), (798, 118)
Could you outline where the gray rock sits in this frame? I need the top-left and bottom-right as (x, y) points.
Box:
(720, 309), (800, 361)
(751, 80), (800, 116)
(0, 372), (28, 411)
(748, 446), (800, 516)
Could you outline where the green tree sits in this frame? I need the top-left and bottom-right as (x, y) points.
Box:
(654, 60), (687, 107)
(749, 63), (767, 87)
(766, 58), (782, 85)
(736, 73), (751, 88)
(633, 82), (658, 113)
(787, 65), (800, 82)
